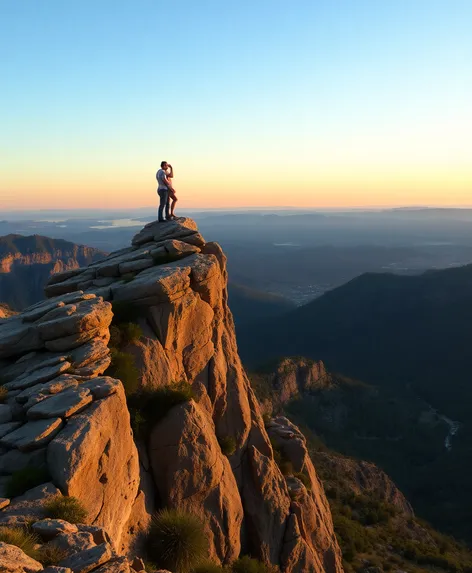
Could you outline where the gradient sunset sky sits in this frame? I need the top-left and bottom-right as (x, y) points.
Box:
(1, 0), (471, 210)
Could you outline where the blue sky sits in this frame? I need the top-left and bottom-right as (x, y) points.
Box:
(1, 0), (471, 209)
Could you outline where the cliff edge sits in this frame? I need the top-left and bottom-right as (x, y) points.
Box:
(0, 218), (343, 573)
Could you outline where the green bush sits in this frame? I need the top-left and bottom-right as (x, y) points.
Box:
(38, 542), (69, 566)
(105, 348), (139, 396)
(218, 436), (236, 457)
(0, 526), (40, 559)
(279, 460), (294, 476)
(128, 381), (194, 440)
(43, 496), (88, 524)
(109, 324), (122, 347)
(193, 561), (225, 573)
(334, 515), (373, 557)
(119, 322), (143, 344)
(5, 467), (50, 498)
(147, 509), (208, 573)
(0, 385), (8, 403)
(232, 556), (269, 573)
(294, 471), (312, 491)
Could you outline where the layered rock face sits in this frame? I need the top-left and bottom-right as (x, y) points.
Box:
(0, 293), (139, 548)
(0, 218), (342, 572)
(0, 234), (106, 310)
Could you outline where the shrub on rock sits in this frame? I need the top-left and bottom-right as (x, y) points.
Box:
(194, 561), (225, 573)
(119, 322), (143, 344)
(106, 348), (140, 396)
(128, 382), (194, 440)
(0, 526), (40, 559)
(37, 542), (68, 566)
(294, 471), (312, 491)
(5, 467), (50, 498)
(218, 436), (236, 457)
(232, 556), (272, 573)
(43, 495), (88, 524)
(147, 508), (208, 573)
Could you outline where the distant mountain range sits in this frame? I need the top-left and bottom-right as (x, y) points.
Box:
(0, 234), (106, 310)
(238, 263), (472, 419)
(238, 264), (472, 543)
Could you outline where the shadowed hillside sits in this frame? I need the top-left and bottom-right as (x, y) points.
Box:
(238, 264), (472, 419)
(228, 282), (296, 327)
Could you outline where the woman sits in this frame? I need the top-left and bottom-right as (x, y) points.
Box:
(166, 163), (178, 219)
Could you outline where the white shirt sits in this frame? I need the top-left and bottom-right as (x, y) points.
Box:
(156, 169), (169, 191)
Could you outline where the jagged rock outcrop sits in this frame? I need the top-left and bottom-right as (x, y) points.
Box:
(267, 417), (342, 573)
(254, 357), (331, 415)
(314, 452), (414, 516)
(0, 218), (343, 572)
(149, 400), (243, 563)
(0, 294), (139, 550)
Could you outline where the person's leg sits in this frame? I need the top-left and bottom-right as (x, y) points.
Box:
(158, 190), (168, 221)
(170, 196), (178, 216)
(169, 190), (178, 217)
(165, 193), (171, 220)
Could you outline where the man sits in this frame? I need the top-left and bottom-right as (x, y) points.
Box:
(156, 161), (175, 222)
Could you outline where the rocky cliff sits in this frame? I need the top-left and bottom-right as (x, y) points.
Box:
(0, 218), (343, 572)
(0, 234), (106, 310)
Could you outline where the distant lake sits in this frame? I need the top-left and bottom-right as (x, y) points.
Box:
(91, 218), (151, 229)
(273, 242), (301, 247)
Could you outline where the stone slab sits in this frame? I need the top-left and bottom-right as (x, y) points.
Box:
(0, 417), (63, 451)
(27, 388), (93, 420)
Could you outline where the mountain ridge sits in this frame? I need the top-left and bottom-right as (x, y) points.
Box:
(0, 233), (106, 310)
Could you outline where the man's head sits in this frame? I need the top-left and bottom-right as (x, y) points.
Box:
(161, 161), (168, 169)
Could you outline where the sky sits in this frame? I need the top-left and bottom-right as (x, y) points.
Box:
(1, 0), (471, 210)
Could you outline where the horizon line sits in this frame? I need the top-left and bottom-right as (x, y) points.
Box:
(4, 204), (472, 214)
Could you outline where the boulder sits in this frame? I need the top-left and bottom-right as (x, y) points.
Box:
(0, 417), (63, 451)
(54, 531), (96, 554)
(131, 217), (199, 246)
(149, 401), (243, 563)
(0, 447), (47, 476)
(26, 388), (93, 420)
(48, 386), (139, 548)
(4, 361), (72, 391)
(32, 519), (79, 539)
(0, 483), (61, 523)
(58, 543), (112, 573)
(93, 557), (131, 573)
(0, 541), (43, 572)
(242, 445), (291, 564)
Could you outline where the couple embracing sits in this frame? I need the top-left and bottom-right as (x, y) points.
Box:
(156, 161), (178, 222)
